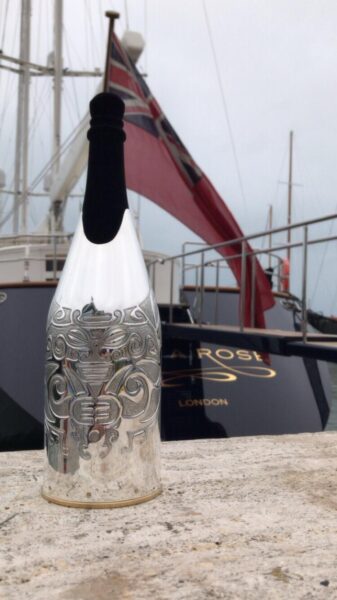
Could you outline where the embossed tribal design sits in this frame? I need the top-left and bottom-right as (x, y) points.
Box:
(45, 293), (161, 468)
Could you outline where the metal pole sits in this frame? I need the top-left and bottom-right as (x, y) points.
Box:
(136, 194), (141, 238)
(0, 194), (2, 234)
(268, 204), (273, 268)
(182, 251), (186, 288)
(13, 0), (31, 234)
(250, 255), (256, 327)
(152, 261), (156, 294)
(51, 0), (63, 233)
(20, 0), (31, 234)
(240, 241), (247, 331)
(53, 0), (62, 177)
(301, 226), (308, 342)
(23, 243), (30, 281)
(277, 257), (282, 292)
(287, 131), (294, 264)
(199, 252), (205, 326)
(53, 235), (57, 280)
(215, 259), (220, 324)
(169, 260), (174, 323)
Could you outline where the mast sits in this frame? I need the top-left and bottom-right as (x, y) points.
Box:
(51, 0), (63, 232)
(287, 130), (293, 263)
(53, 0), (63, 176)
(13, 0), (31, 234)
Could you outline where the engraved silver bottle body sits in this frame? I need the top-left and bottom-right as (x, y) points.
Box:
(42, 95), (161, 508)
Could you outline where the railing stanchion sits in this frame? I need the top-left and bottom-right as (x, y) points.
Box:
(169, 260), (174, 324)
(152, 261), (156, 295)
(301, 226), (309, 342)
(53, 235), (57, 280)
(215, 259), (220, 324)
(251, 254), (256, 327)
(240, 241), (247, 331)
(182, 251), (186, 288)
(23, 244), (30, 281)
(199, 252), (205, 326)
(277, 257), (281, 292)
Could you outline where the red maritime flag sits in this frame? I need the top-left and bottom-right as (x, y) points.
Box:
(106, 32), (274, 327)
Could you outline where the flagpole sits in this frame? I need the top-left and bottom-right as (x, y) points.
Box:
(104, 11), (120, 92)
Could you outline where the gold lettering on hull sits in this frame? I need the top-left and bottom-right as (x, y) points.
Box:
(162, 347), (277, 388)
(179, 398), (229, 408)
(197, 347), (264, 362)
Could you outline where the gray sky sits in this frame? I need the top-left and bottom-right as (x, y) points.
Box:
(0, 0), (336, 313)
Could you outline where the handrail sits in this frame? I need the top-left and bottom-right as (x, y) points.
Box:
(166, 212), (337, 263)
(146, 212), (337, 338)
(0, 233), (72, 240)
(180, 234), (337, 266)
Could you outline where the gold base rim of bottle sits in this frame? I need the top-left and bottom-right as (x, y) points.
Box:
(41, 487), (162, 509)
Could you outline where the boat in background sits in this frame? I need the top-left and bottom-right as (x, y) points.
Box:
(0, 2), (336, 450)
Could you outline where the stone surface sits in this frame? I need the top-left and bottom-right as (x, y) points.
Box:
(2, 433), (337, 599)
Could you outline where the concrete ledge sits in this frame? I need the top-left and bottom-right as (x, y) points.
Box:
(1, 433), (337, 599)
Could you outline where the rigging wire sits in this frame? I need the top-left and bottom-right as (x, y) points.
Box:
(63, 27), (81, 121)
(29, 117), (88, 190)
(45, 0), (51, 60)
(99, 0), (105, 44)
(28, 78), (52, 147)
(85, 0), (101, 67)
(29, 73), (51, 134)
(35, 0), (42, 64)
(293, 137), (334, 306)
(202, 0), (247, 210)
(143, 0), (148, 73)
(260, 208), (271, 249)
(63, 23), (85, 70)
(0, 0), (20, 231)
(295, 138), (322, 218)
(311, 207), (336, 306)
(84, 1), (89, 102)
(330, 266), (337, 315)
(30, 0), (48, 203)
(0, 0), (9, 50)
(124, 0), (130, 29)
(0, 8), (20, 135)
(0, 114), (89, 230)
(63, 85), (77, 131)
(270, 141), (288, 249)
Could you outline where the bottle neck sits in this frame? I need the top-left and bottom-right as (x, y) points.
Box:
(82, 101), (129, 245)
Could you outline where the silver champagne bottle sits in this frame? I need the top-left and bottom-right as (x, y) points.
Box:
(42, 93), (161, 508)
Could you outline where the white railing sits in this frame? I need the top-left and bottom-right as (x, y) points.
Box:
(148, 212), (337, 341)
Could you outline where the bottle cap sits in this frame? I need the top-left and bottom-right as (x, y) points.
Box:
(88, 92), (126, 141)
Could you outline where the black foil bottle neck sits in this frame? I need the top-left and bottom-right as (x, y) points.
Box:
(82, 93), (129, 244)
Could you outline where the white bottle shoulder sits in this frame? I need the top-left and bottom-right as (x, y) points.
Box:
(54, 209), (150, 312)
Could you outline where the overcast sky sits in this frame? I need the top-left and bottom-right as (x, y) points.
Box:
(0, 0), (336, 313)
